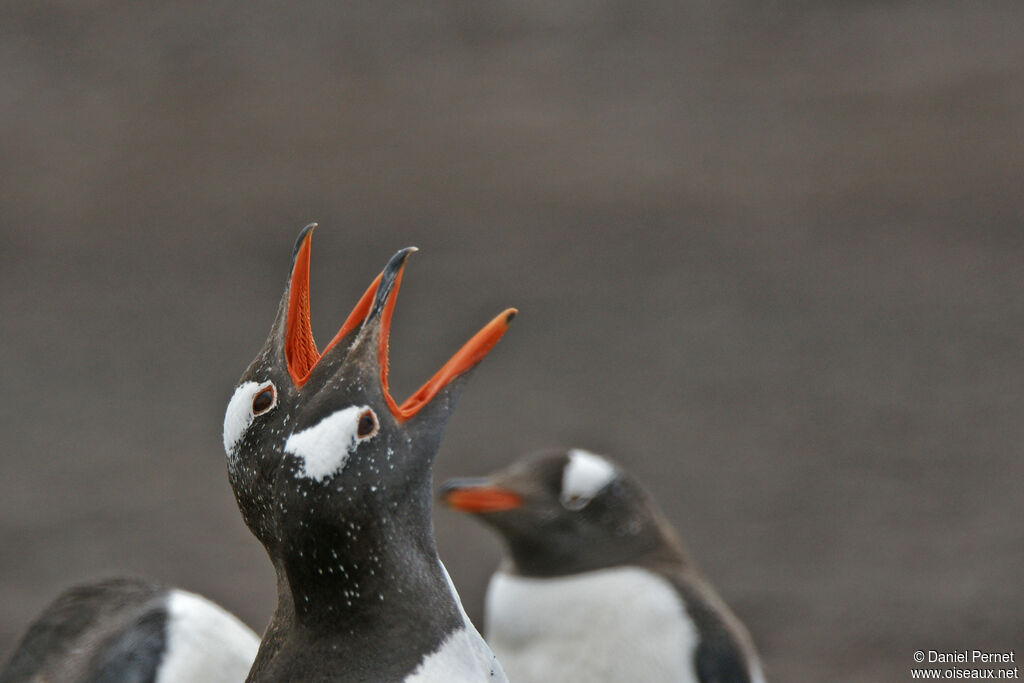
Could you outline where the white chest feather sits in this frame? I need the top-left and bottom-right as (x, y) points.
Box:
(403, 626), (507, 683)
(155, 590), (259, 683)
(403, 562), (507, 682)
(485, 567), (699, 683)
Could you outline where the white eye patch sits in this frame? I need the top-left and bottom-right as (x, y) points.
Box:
(561, 448), (617, 510)
(285, 405), (378, 482)
(223, 380), (276, 457)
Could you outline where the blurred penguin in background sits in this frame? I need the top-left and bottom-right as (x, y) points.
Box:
(0, 577), (259, 683)
(442, 448), (766, 683)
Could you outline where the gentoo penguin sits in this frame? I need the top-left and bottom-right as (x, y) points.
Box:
(441, 448), (767, 683)
(0, 576), (259, 683)
(223, 225), (514, 682)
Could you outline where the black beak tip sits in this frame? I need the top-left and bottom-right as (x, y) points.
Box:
(369, 247), (418, 319)
(438, 477), (485, 500)
(387, 246), (418, 270)
(438, 479), (460, 500)
(291, 222), (318, 261)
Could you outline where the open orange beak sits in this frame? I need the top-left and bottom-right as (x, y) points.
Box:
(283, 226), (516, 421)
(440, 479), (524, 513)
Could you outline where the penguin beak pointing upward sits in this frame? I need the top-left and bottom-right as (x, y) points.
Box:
(282, 225), (517, 421)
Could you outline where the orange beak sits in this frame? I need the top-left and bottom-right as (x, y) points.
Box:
(284, 227), (516, 421)
(441, 481), (524, 513)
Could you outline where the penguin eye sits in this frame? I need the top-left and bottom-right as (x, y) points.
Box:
(252, 384), (276, 415)
(563, 494), (587, 510)
(356, 409), (378, 439)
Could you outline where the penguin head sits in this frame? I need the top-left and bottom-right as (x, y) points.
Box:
(441, 448), (684, 576)
(223, 225), (516, 565)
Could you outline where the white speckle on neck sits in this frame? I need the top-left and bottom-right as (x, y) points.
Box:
(285, 405), (376, 481)
(156, 589), (259, 683)
(223, 381), (273, 457)
(561, 449), (617, 509)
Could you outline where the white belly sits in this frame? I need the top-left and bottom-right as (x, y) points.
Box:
(485, 567), (700, 683)
(156, 589), (259, 683)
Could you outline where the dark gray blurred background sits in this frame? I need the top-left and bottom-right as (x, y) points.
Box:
(2, 2), (1023, 680)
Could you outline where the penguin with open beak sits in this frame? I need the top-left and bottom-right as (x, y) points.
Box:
(441, 448), (767, 683)
(223, 225), (515, 682)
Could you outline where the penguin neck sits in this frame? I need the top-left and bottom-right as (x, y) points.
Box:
(249, 558), (296, 675)
(269, 486), (463, 648)
(506, 514), (690, 578)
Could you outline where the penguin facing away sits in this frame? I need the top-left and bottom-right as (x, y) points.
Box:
(223, 226), (515, 682)
(0, 577), (259, 683)
(441, 448), (767, 683)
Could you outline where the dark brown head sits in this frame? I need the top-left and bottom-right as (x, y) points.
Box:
(441, 448), (686, 577)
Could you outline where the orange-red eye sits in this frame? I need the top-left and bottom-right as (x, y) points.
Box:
(357, 410), (378, 439)
(252, 385), (276, 415)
